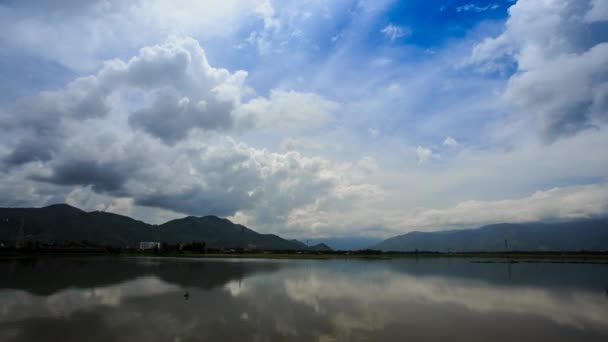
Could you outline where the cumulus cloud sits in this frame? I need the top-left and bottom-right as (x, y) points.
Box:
(1, 126), (350, 227)
(468, 0), (608, 140)
(0, 36), (352, 229)
(0, 36), (250, 154)
(130, 138), (339, 220)
(0, 78), (109, 167)
(282, 180), (608, 237)
(109, 37), (249, 143)
(236, 90), (338, 130)
(1, 36), (336, 157)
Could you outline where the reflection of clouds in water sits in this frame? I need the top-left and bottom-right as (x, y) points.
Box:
(210, 265), (608, 340)
(282, 269), (608, 332)
(2, 260), (608, 341)
(1, 274), (327, 341)
(224, 280), (247, 297)
(0, 276), (179, 323)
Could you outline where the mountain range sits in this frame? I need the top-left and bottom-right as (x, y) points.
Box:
(1, 204), (607, 251)
(374, 220), (608, 252)
(0, 204), (307, 250)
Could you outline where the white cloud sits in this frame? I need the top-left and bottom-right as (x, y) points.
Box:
(443, 136), (459, 147)
(468, 0), (608, 140)
(246, 0), (283, 55)
(237, 90), (338, 130)
(456, 4), (499, 13)
(0, 0), (262, 71)
(272, 128), (608, 237)
(0, 37), (251, 146)
(416, 146), (437, 165)
(255, 0), (281, 31)
(403, 184), (608, 231)
(381, 24), (411, 41)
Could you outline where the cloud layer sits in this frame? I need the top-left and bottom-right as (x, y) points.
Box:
(0, 0), (607, 239)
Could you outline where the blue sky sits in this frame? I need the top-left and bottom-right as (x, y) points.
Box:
(0, 0), (607, 239)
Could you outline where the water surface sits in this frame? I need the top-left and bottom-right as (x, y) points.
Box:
(1, 257), (607, 341)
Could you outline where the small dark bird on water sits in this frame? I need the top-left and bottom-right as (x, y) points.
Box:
(184, 291), (190, 300)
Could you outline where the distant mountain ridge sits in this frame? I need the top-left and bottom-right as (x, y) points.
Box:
(305, 237), (381, 251)
(0, 204), (303, 250)
(3, 204), (607, 252)
(306, 243), (333, 252)
(374, 220), (608, 252)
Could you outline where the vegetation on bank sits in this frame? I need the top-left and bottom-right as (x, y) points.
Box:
(2, 242), (608, 263)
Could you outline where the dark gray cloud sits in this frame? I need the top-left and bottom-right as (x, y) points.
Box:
(136, 188), (253, 218)
(34, 159), (134, 193)
(3, 138), (57, 166)
(128, 90), (234, 144)
(0, 37), (249, 173)
(102, 37), (247, 143)
(2, 124), (339, 224)
(505, 42), (608, 141)
(0, 168), (73, 208)
(0, 83), (111, 170)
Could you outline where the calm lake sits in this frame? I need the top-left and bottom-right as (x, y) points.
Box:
(1, 256), (608, 341)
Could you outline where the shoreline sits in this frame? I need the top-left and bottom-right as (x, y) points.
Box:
(2, 250), (608, 263)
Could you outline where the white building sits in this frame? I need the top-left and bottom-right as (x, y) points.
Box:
(139, 241), (161, 250)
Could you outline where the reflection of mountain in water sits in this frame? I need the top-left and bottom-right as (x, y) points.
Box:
(0, 257), (285, 295)
(379, 258), (608, 290)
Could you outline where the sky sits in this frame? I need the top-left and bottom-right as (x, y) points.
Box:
(0, 0), (607, 240)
